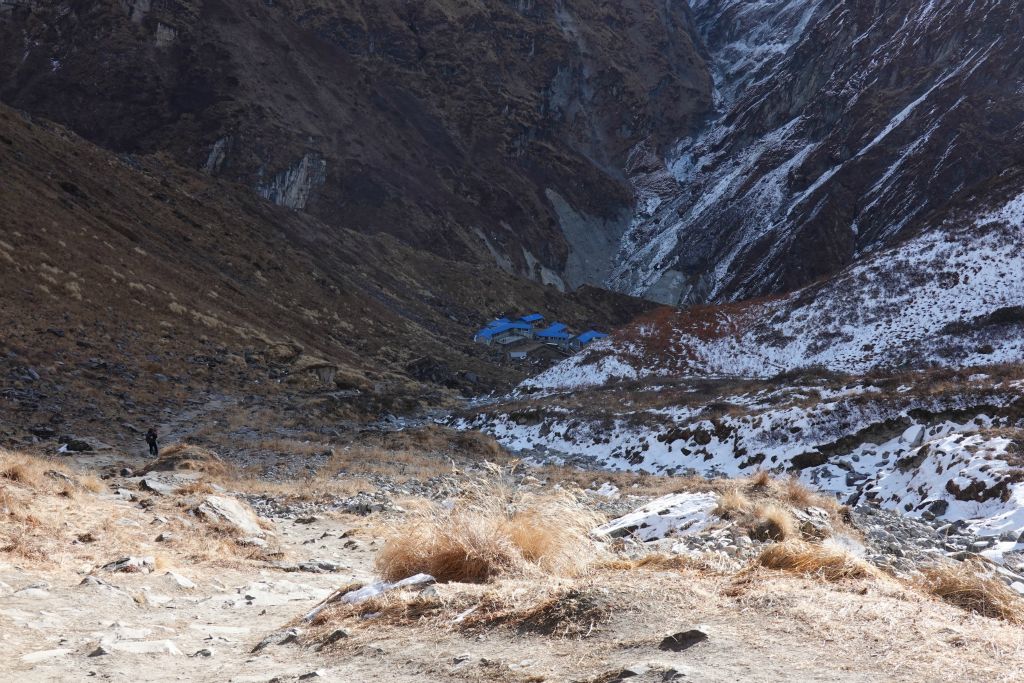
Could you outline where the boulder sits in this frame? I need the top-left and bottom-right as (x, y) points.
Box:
(60, 438), (93, 453)
(901, 424), (926, 447)
(100, 556), (155, 574)
(195, 495), (267, 537)
(658, 628), (709, 652)
(139, 477), (177, 496)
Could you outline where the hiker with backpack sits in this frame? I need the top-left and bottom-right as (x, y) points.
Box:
(145, 427), (159, 456)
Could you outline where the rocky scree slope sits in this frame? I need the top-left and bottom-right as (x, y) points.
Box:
(612, 0), (1024, 306)
(0, 103), (649, 441)
(460, 371), (1024, 573)
(0, 0), (713, 289)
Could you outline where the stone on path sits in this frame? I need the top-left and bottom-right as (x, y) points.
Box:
(195, 495), (267, 537)
(658, 628), (709, 652)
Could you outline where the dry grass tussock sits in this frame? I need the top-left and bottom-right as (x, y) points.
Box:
(0, 448), (275, 570)
(747, 503), (797, 541)
(142, 443), (231, 477)
(714, 487), (752, 519)
(375, 469), (605, 583)
(916, 561), (1024, 623)
(756, 541), (877, 581)
(0, 448), (103, 494)
(310, 579), (613, 641)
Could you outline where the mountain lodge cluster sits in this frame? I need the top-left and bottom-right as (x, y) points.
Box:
(474, 313), (607, 361)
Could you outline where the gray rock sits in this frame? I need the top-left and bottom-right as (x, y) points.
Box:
(659, 628), (708, 652)
(100, 556), (155, 574)
(612, 662), (651, 679)
(318, 629), (349, 649)
(195, 495), (267, 537)
(140, 478), (176, 496)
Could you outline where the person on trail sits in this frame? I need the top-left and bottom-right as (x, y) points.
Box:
(145, 427), (159, 456)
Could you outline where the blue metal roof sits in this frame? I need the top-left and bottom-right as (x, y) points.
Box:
(520, 313), (544, 323)
(576, 330), (608, 344)
(476, 321), (532, 339)
(536, 322), (572, 340)
(486, 317), (511, 328)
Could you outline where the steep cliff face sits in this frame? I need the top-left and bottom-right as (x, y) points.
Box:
(0, 0), (713, 288)
(612, 0), (1024, 305)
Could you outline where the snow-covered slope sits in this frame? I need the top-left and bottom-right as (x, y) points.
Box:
(529, 185), (1024, 391)
(611, 0), (1024, 305)
(460, 374), (1024, 556)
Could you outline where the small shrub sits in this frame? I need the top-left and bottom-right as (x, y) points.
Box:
(749, 470), (772, 489)
(917, 562), (1024, 623)
(749, 504), (796, 542)
(375, 474), (603, 583)
(714, 488), (752, 519)
(757, 541), (876, 581)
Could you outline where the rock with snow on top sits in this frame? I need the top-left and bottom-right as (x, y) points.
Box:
(595, 492), (718, 541)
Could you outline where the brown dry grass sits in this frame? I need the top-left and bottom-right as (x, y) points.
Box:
(783, 477), (816, 508)
(375, 471), (605, 583)
(748, 503), (797, 541)
(319, 446), (456, 483)
(714, 487), (752, 519)
(756, 541), (877, 581)
(0, 447), (276, 571)
(310, 578), (613, 643)
(916, 562), (1024, 623)
(142, 443), (231, 477)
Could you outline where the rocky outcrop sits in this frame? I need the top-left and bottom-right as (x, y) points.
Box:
(257, 153), (327, 211)
(611, 0), (1024, 305)
(0, 0), (713, 288)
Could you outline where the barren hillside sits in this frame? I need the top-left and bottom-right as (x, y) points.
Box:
(0, 102), (650, 446)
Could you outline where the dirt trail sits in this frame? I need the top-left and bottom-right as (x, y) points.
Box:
(3, 450), (1024, 683)
(0, 501), (381, 682)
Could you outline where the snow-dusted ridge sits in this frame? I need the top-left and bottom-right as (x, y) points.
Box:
(458, 376), (1024, 561)
(531, 186), (1024, 392)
